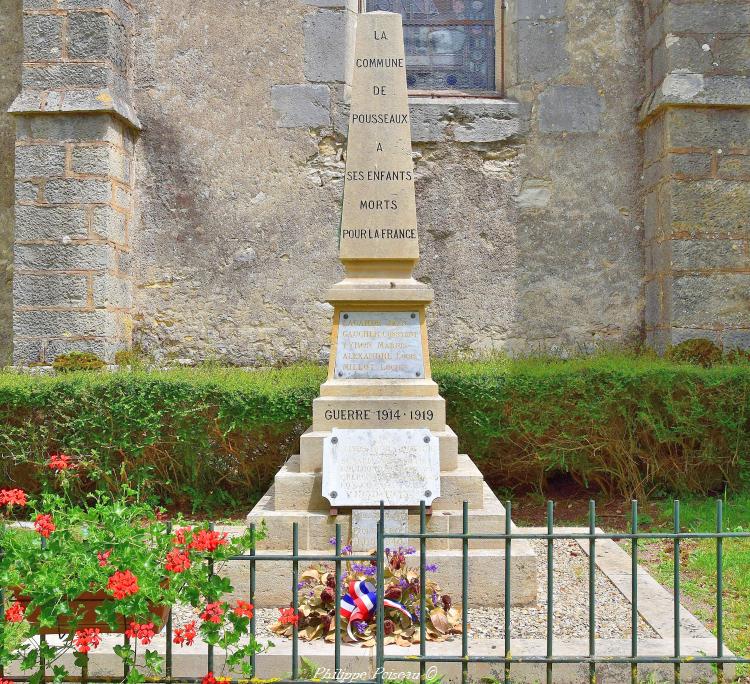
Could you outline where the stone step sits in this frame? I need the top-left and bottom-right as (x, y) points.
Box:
(319, 378), (441, 398)
(272, 453), (482, 511)
(248, 482), (506, 551)
(299, 425), (459, 472)
(312, 396), (446, 431)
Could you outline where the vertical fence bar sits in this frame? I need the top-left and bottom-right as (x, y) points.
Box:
(0, 525), (4, 682)
(504, 501), (512, 684)
(207, 523), (215, 677)
(123, 634), (131, 680)
(40, 535), (47, 684)
(249, 522), (257, 679)
(292, 522), (299, 680)
(335, 522), (342, 680)
(588, 500), (596, 684)
(631, 500), (638, 684)
(166, 522), (173, 683)
(546, 500), (554, 684)
(716, 499), (724, 684)
(462, 500), (469, 684)
(673, 500), (681, 684)
(376, 503), (385, 684)
(420, 501), (427, 684)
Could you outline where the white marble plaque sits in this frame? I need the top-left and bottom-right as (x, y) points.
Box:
(335, 311), (424, 379)
(322, 428), (440, 507)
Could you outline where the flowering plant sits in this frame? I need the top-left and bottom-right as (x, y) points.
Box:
(271, 542), (461, 646)
(0, 454), (266, 683)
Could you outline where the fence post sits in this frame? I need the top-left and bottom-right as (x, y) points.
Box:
(166, 522), (173, 683)
(292, 522), (299, 680)
(546, 501), (554, 684)
(420, 501), (427, 683)
(673, 501), (681, 684)
(335, 522), (342, 680)
(588, 500), (596, 684)
(461, 500), (469, 684)
(249, 522), (257, 679)
(504, 501), (512, 684)
(376, 502), (385, 684)
(631, 500), (638, 684)
(716, 499), (724, 684)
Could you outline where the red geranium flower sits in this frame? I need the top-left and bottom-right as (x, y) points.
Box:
(5, 602), (25, 623)
(107, 570), (139, 599)
(173, 620), (197, 646)
(200, 602), (225, 624)
(125, 621), (156, 645)
(0, 678), (15, 684)
(202, 673), (216, 684)
(233, 600), (254, 619)
(97, 550), (112, 567)
(278, 607), (299, 626)
(189, 530), (228, 553)
(165, 548), (191, 573)
(34, 513), (55, 538)
(74, 628), (101, 654)
(48, 453), (73, 471)
(172, 526), (192, 546)
(0, 489), (26, 508)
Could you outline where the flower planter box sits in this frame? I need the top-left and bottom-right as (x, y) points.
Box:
(14, 590), (170, 635)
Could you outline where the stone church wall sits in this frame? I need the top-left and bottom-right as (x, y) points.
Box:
(1, 0), (747, 364)
(125, 0), (646, 364)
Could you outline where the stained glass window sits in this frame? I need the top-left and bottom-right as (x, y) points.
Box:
(366, 0), (496, 92)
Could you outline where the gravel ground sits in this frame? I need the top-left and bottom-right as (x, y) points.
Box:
(173, 539), (657, 642)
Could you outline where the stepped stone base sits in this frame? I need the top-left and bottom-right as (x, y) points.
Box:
(246, 464), (538, 608)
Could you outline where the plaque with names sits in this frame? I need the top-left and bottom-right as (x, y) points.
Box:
(334, 311), (424, 379)
(322, 428), (440, 507)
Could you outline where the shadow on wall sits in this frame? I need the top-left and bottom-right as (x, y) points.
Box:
(0, 0), (22, 365)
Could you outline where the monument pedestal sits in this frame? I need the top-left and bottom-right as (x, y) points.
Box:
(246, 10), (536, 608)
(247, 432), (538, 607)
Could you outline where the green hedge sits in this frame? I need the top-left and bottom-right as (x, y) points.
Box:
(0, 356), (748, 511)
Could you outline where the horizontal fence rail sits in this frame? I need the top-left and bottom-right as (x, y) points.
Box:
(1, 500), (749, 684)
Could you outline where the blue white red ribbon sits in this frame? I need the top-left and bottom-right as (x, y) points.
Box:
(339, 580), (412, 640)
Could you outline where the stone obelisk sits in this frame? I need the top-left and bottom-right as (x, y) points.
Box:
(247, 11), (536, 608)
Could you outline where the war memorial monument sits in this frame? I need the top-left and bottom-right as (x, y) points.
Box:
(247, 10), (536, 607)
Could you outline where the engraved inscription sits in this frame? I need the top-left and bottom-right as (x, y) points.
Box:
(334, 311), (424, 379)
(322, 428), (440, 507)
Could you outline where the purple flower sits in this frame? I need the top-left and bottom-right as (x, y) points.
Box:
(399, 578), (409, 589)
(405, 546), (416, 555)
(413, 607), (421, 621)
(354, 620), (367, 634)
(329, 537), (337, 546)
(353, 562), (377, 576)
(297, 581), (306, 589)
(425, 563), (438, 573)
(342, 544), (352, 555)
(432, 591), (439, 605)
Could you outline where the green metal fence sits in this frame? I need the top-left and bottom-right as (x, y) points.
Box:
(2, 500), (749, 684)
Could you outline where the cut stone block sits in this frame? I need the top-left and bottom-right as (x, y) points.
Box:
(312, 396), (446, 431)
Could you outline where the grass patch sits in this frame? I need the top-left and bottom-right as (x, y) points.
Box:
(637, 495), (750, 677)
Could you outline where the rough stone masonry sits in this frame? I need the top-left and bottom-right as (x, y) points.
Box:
(0, 0), (748, 364)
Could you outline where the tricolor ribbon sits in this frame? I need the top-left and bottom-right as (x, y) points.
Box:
(339, 580), (412, 640)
